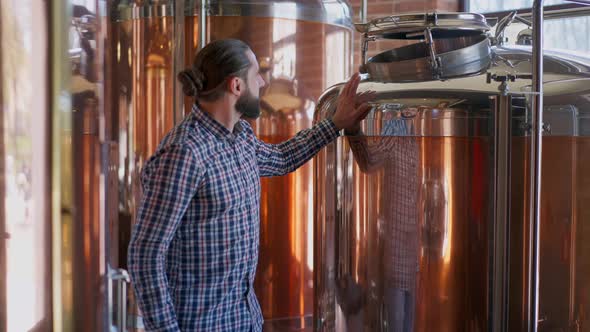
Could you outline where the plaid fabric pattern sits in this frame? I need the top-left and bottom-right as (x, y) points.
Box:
(381, 139), (420, 290)
(348, 119), (420, 291)
(381, 120), (420, 291)
(128, 105), (339, 332)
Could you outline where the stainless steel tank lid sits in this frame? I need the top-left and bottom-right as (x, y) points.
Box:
(355, 12), (490, 39)
(112, 0), (353, 28)
(363, 34), (492, 82)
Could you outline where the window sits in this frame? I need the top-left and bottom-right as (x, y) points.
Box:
(325, 31), (348, 89)
(272, 3), (297, 80)
(465, 1), (590, 53)
(468, 0), (563, 13)
(545, 16), (590, 53)
(498, 15), (590, 53)
(2, 0), (50, 331)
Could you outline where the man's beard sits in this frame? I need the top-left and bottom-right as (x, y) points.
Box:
(236, 89), (261, 119)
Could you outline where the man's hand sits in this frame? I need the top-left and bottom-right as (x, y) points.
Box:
(346, 90), (378, 135)
(331, 73), (377, 132)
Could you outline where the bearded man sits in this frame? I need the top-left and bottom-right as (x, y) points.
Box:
(128, 39), (372, 332)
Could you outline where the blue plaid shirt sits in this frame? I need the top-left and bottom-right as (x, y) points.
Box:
(128, 105), (339, 331)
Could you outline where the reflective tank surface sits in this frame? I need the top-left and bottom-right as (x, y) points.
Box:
(314, 12), (590, 332)
(111, 1), (352, 330)
(315, 88), (494, 332)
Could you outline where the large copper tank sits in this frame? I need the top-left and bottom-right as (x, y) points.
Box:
(314, 12), (590, 332)
(110, 1), (353, 330)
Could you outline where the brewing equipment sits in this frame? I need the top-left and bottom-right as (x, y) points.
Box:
(110, 1), (353, 329)
(314, 11), (590, 332)
(5, 1), (589, 331)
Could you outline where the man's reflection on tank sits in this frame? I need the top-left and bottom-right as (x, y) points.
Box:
(338, 110), (421, 332)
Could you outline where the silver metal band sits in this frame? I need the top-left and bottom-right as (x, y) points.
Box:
(355, 12), (490, 36)
(491, 94), (512, 332)
(529, 1), (545, 331)
(112, 1), (353, 28)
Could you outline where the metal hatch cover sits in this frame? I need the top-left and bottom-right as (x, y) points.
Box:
(363, 34), (492, 82)
(355, 12), (490, 40)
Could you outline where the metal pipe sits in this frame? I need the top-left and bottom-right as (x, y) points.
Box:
(199, 0), (208, 49)
(360, 0), (367, 23)
(361, 34), (369, 66)
(51, 1), (74, 331)
(424, 28), (441, 78)
(492, 95), (512, 332)
(174, 0), (186, 123)
(514, 15), (532, 26)
(529, 1), (544, 331)
(108, 267), (130, 331)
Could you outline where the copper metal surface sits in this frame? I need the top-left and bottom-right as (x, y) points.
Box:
(99, 7), (590, 332)
(115, 1), (354, 29)
(111, 15), (176, 268)
(314, 34), (590, 330)
(69, 2), (106, 331)
(72, 97), (102, 332)
(314, 94), (494, 331)
(185, 15), (352, 325)
(510, 136), (590, 332)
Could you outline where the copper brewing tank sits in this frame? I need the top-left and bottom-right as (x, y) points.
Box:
(314, 12), (590, 332)
(110, 1), (353, 330)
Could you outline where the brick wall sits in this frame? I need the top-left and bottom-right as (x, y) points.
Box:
(349, 0), (461, 70)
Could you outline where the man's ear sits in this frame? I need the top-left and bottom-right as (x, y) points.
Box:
(228, 76), (244, 97)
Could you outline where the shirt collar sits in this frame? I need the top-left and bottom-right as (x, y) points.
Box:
(191, 104), (244, 140)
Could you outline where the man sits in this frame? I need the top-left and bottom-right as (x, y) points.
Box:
(127, 39), (373, 331)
